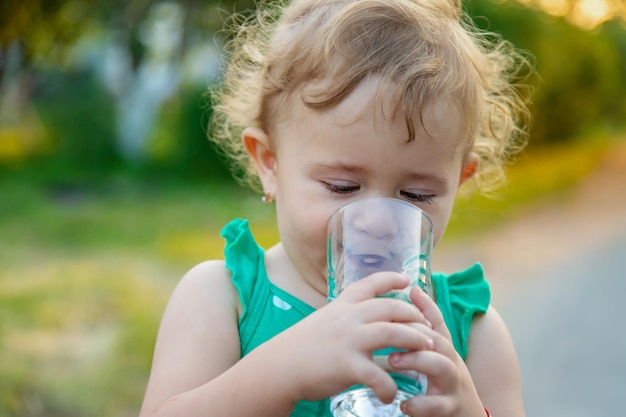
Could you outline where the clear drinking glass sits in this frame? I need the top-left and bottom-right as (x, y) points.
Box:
(327, 197), (434, 417)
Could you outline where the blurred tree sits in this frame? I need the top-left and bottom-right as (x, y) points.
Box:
(145, 82), (234, 182)
(0, 0), (257, 173)
(469, 0), (626, 144)
(0, 0), (91, 125)
(0, 0), (624, 178)
(515, 0), (626, 29)
(32, 69), (119, 179)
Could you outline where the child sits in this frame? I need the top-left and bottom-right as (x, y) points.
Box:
(139, 0), (531, 416)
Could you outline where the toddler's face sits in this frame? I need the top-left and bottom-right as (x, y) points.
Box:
(267, 76), (472, 295)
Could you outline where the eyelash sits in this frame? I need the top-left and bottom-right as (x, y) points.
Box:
(324, 183), (435, 204)
(400, 190), (435, 204)
(324, 183), (359, 194)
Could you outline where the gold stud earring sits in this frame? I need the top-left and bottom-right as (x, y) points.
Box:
(262, 192), (274, 204)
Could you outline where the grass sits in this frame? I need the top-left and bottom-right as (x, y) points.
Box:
(0, 252), (179, 417)
(0, 135), (618, 416)
(0, 178), (276, 417)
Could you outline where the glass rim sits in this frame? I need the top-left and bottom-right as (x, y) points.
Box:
(326, 197), (434, 234)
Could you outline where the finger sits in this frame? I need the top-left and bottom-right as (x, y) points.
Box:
(410, 286), (452, 341)
(357, 322), (435, 353)
(390, 324), (458, 359)
(352, 360), (399, 404)
(389, 350), (459, 393)
(354, 297), (425, 324)
(400, 393), (453, 416)
(339, 272), (410, 302)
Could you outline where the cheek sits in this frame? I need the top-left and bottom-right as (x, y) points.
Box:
(432, 218), (449, 247)
(433, 209), (456, 246)
(428, 199), (457, 247)
(280, 200), (331, 251)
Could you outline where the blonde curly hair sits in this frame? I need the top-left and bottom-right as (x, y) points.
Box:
(209, 0), (532, 195)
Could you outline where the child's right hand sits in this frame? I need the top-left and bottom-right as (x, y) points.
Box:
(141, 266), (436, 417)
(253, 271), (434, 405)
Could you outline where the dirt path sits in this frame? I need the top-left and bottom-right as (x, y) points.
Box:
(434, 140), (626, 303)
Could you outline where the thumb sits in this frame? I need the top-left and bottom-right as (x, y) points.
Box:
(410, 286), (452, 342)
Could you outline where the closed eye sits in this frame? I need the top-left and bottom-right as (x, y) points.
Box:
(400, 190), (435, 204)
(323, 182), (360, 194)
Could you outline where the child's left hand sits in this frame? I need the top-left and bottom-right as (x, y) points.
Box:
(387, 287), (486, 417)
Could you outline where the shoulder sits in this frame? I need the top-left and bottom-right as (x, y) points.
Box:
(465, 306), (525, 417)
(140, 260), (243, 415)
(166, 259), (243, 323)
(175, 259), (235, 297)
(156, 259), (242, 355)
(167, 260), (239, 309)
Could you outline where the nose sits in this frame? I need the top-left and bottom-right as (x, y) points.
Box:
(350, 200), (398, 239)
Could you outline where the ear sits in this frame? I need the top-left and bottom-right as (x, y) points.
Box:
(459, 152), (479, 187)
(242, 127), (277, 195)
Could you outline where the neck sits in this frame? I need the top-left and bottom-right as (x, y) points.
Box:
(264, 243), (328, 308)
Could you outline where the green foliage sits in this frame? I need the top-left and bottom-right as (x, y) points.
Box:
(1, 0), (624, 181)
(32, 69), (122, 181)
(20, 76), (236, 186)
(468, 0), (626, 144)
(0, 0), (85, 54)
(147, 84), (235, 182)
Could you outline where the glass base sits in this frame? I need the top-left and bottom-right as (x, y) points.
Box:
(330, 387), (413, 417)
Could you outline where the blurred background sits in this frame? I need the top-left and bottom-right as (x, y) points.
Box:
(0, 0), (624, 416)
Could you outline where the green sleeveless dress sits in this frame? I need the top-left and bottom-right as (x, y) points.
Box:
(222, 219), (490, 416)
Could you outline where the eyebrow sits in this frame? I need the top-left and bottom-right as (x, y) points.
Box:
(315, 162), (368, 174)
(314, 162), (448, 185)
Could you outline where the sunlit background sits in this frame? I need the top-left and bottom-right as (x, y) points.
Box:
(0, 0), (625, 416)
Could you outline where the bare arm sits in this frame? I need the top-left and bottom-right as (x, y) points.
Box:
(138, 261), (299, 417)
(139, 264), (434, 417)
(395, 288), (524, 417)
(465, 306), (525, 417)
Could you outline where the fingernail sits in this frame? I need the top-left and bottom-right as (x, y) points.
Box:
(400, 401), (408, 414)
(425, 319), (432, 328)
(426, 337), (434, 350)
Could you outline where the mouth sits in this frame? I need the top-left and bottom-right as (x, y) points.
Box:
(352, 254), (388, 269)
(344, 252), (403, 276)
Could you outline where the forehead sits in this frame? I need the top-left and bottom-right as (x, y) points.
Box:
(276, 76), (467, 150)
(273, 77), (468, 175)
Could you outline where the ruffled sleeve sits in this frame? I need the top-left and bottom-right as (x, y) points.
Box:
(432, 263), (490, 359)
(221, 219), (268, 333)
